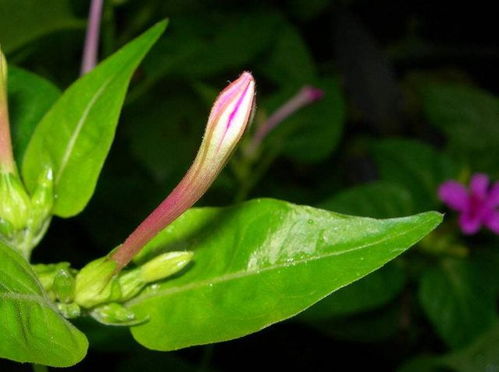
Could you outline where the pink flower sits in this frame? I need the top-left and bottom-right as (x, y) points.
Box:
(111, 72), (256, 269)
(438, 173), (499, 235)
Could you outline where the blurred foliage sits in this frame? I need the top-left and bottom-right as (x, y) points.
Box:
(1, 0), (499, 370)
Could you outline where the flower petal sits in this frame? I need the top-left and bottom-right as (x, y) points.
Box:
(484, 210), (499, 234)
(438, 181), (469, 211)
(470, 173), (489, 198)
(486, 182), (499, 208)
(458, 212), (482, 235)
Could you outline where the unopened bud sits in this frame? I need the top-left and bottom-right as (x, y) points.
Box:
(32, 262), (72, 292)
(0, 173), (31, 232)
(112, 72), (255, 269)
(0, 47), (14, 173)
(53, 268), (75, 303)
(90, 303), (146, 326)
(74, 257), (121, 308)
(140, 251), (193, 283)
(29, 167), (54, 228)
(57, 303), (81, 319)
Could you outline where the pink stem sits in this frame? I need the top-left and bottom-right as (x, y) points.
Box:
(248, 85), (323, 153)
(81, 0), (104, 75)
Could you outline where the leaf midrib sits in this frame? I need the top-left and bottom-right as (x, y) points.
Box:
(55, 79), (111, 184)
(128, 216), (435, 306)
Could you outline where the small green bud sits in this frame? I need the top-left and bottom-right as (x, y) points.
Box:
(32, 262), (72, 293)
(74, 257), (121, 308)
(140, 251), (193, 283)
(29, 167), (54, 230)
(53, 268), (75, 303)
(57, 303), (81, 319)
(0, 173), (31, 231)
(90, 303), (147, 326)
(117, 269), (146, 302)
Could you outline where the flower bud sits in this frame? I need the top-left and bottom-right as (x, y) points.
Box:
(74, 257), (121, 308)
(53, 268), (75, 303)
(112, 72), (255, 269)
(57, 303), (81, 319)
(0, 172), (32, 233)
(90, 303), (146, 326)
(29, 167), (54, 227)
(140, 251), (193, 283)
(117, 251), (193, 301)
(32, 262), (72, 293)
(0, 47), (14, 173)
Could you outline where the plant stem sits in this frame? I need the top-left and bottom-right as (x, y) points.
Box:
(81, 0), (104, 75)
(245, 85), (324, 157)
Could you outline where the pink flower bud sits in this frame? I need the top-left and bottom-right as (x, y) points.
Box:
(0, 47), (15, 173)
(112, 72), (256, 269)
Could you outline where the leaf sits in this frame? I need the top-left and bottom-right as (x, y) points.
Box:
(372, 139), (459, 211)
(418, 259), (496, 349)
(0, 0), (83, 53)
(319, 181), (414, 218)
(258, 19), (316, 86)
(441, 322), (499, 372)
(277, 77), (345, 163)
(0, 242), (87, 366)
(22, 21), (167, 218)
(128, 198), (442, 351)
(7, 66), (61, 163)
(143, 12), (280, 79)
(301, 263), (406, 320)
(421, 82), (499, 175)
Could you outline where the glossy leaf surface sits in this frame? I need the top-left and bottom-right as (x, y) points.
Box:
(22, 21), (166, 217)
(0, 242), (88, 366)
(128, 198), (441, 351)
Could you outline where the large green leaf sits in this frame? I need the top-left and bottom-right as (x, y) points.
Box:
(372, 139), (458, 211)
(418, 259), (496, 349)
(22, 21), (167, 217)
(128, 198), (441, 351)
(0, 242), (87, 366)
(7, 66), (61, 163)
(421, 82), (499, 175)
(279, 77), (345, 163)
(0, 0), (83, 53)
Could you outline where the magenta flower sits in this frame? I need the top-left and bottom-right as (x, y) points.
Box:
(438, 173), (499, 235)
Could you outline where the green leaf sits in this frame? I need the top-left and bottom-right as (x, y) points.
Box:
(7, 66), (61, 163)
(441, 322), (499, 372)
(0, 242), (87, 366)
(319, 181), (414, 218)
(22, 21), (167, 218)
(301, 263), (406, 320)
(418, 259), (496, 349)
(372, 139), (458, 211)
(277, 77), (345, 163)
(128, 198), (442, 351)
(421, 82), (499, 175)
(143, 12), (280, 79)
(0, 0), (83, 53)
(259, 19), (316, 86)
